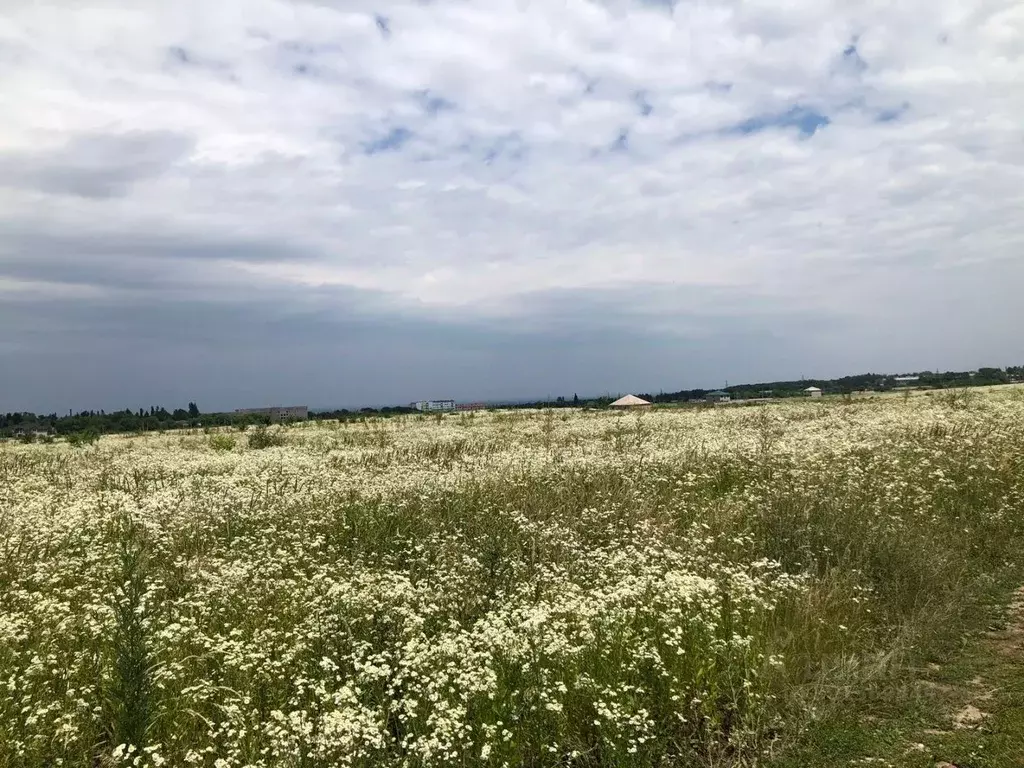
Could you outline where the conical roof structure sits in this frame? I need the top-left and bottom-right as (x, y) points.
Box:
(609, 394), (652, 408)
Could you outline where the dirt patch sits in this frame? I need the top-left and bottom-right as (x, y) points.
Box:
(982, 586), (1024, 652)
(861, 585), (1024, 767)
(943, 590), (1024, 730)
(952, 703), (987, 729)
(987, 585), (1024, 657)
(918, 679), (958, 696)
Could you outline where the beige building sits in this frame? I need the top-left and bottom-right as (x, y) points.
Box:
(804, 387), (823, 398)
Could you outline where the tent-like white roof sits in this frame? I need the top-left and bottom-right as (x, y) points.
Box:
(804, 386), (822, 392)
(610, 394), (652, 407)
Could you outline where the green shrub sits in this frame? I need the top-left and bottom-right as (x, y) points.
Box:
(939, 387), (978, 409)
(247, 425), (286, 450)
(66, 430), (100, 448)
(208, 434), (237, 452)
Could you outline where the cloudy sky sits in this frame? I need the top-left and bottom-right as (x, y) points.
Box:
(1, 0), (1022, 412)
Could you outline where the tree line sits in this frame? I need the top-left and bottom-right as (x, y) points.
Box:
(503, 366), (1024, 409)
(2, 403), (242, 441)
(3, 366), (1022, 440)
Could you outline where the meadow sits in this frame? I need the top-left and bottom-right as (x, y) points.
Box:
(2, 389), (1023, 767)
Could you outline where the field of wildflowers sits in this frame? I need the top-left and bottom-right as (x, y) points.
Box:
(2, 389), (1023, 767)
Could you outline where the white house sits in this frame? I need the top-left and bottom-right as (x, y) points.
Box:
(804, 387), (823, 398)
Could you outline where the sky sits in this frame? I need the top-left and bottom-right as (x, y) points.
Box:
(1, 0), (1023, 413)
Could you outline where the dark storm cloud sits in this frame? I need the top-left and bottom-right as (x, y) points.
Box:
(0, 272), (851, 413)
(3, 255), (1021, 414)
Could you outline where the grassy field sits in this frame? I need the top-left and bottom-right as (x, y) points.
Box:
(2, 389), (1023, 767)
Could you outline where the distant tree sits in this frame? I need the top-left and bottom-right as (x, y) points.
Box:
(976, 367), (1007, 383)
(573, 393), (579, 406)
(188, 402), (200, 418)
(66, 430), (100, 448)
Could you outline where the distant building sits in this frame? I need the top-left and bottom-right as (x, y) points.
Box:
(456, 402), (486, 412)
(235, 406), (308, 422)
(894, 376), (920, 383)
(706, 390), (731, 403)
(8, 428), (50, 440)
(609, 394), (652, 409)
(804, 387), (823, 398)
(412, 400), (456, 412)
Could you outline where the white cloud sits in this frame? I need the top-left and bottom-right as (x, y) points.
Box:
(1, 0), (1022, 408)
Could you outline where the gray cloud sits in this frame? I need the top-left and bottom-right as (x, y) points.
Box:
(0, 131), (194, 198)
(0, 281), (847, 412)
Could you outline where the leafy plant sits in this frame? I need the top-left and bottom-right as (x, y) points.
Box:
(247, 425), (286, 450)
(208, 433), (237, 452)
(66, 430), (100, 448)
(940, 387), (978, 410)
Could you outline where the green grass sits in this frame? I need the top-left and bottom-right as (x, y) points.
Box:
(766, 586), (1024, 768)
